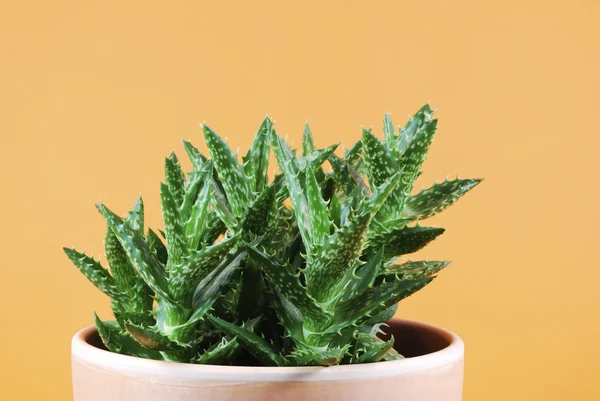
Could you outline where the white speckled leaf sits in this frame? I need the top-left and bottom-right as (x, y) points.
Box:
(165, 152), (186, 208)
(160, 182), (187, 268)
(333, 277), (432, 326)
(403, 178), (482, 222)
(203, 124), (251, 215)
(305, 167), (331, 245)
(64, 247), (120, 299)
(170, 236), (237, 301)
(305, 211), (371, 306)
(362, 128), (398, 187)
(246, 247), (331, 331)
(97, 203), (172, 303)
(383, 112), (397, 150)
(243, 117), (272, 192)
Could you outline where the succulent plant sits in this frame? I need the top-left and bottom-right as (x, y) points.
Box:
(65, 104), (481, 366)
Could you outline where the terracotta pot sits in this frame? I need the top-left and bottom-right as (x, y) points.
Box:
(71, 318), (464, 401)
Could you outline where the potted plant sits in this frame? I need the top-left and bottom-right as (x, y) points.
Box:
(66, 104), (481, 401)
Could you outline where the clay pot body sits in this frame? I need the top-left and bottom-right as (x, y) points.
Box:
(71, 318), (464, 401)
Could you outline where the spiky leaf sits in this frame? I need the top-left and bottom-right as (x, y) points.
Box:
(170, 236), (238, 301)
(125, 196), (144, 233)
(203, 124), (251, 215)
(368, 225), (445, 259)
(305, 167), (330, 245)
(305, 212), (371, 305)
(240, 185), (277, 238)
(160, 182), (187, 267)
(397, 103), (433, 155)
(243, 117), (272, 192)
(403, 178), (482, 222)
(165, 152), (186, 207)
(362, 128), (398, 187)
(271, 132), (312, 249)
(187, 251), (246, 324)
(355, 333), (396, 363)
(288, 344), (347, 366)
(147, 228), (168, 265)
(246, 247), (331, 334)
(383, 260), (451, 280)
(94, 314), (162, 360)
(208, 315), (286, 366)
(383, 112), (396, 149)
(125, 322), (184, 351)
(185, 173), (213, 250)
(399, 118), (438, 188)
(64, 248), (119, 299)
(96, 203), (172, 302)
(341, 248), (384, 300)
(333, 278), (432, 326)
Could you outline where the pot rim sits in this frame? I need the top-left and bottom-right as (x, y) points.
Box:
(71, 318), (463, 382)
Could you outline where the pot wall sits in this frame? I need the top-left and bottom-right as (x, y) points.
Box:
(71, 319), (464, 401)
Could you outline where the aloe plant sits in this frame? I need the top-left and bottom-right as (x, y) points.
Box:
(65, 104), (481, 366)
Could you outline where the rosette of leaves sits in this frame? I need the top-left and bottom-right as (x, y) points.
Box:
(65, 104), (481, 366)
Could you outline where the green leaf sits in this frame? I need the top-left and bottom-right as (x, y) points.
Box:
(362, 128), (398, 187)
(64, 248), (120, 299)
(195, 336), (240, 365)
(333, 278), (432, 326)
(179, 161), (212, 224)
(305, 167), (331, 246)
(302, 122), (317, 156)
(104, 226), (136, 290)
(111, 303), (154, 327)
(355, 333), (396, 363)
(125, 322), (184, 351)
(288, 344), (347, 366)
(185, 170), (213, 250)
(240, 184), (277, 238)
(199, 212), (227, 246)
(328, 154), (370, 196)
(305, 212), (372, 306)
(208, 315), (286, 366)
(302, 122), (326, 182)
(188, 251), (246, 324)
(160, 182), (187, 267)
(381, 347), (405, 361)
(397, 103), (434, 155)
(94, 314), (162, 360)
(125, 196), (144, 233)
(328, 192), (342, 228)
(271, 132), (312, 249)
(299, 143), (339, 172)
(246, 247), (331, 335)
(344, 140), (363, 166)
(96, 202), (172, 303)
(203, 123), (251, 216)
(368, 225), (445, 259)
(399, 118), (438, 190)
(147, 228), (168, 266)
(362, 303), (397, 325)
(170, 236), (238, 302)
(341, 248), (384, 300)
(182, 140), (207, 169)
(403, 178), (483, 222)
(364, 171), (403, 216)
(165, 152), (186, 208)
(382, 260), (451, 280)
(383, 112), (396, 150)
(243, 117), (272, 192)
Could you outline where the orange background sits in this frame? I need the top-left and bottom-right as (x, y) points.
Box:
(1, 1), (599, 400)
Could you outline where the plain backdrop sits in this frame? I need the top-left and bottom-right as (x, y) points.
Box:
(1, 1), (599, 400)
